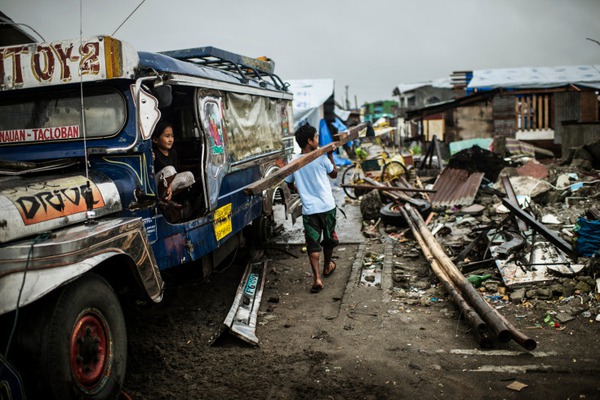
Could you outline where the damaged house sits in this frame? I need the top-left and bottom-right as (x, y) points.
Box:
(397, 65), (600, 158)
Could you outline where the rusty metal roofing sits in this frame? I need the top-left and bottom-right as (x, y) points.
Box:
(430, 167), (484, 208)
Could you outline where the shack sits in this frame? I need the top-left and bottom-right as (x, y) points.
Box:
(402, 65), (600, 158)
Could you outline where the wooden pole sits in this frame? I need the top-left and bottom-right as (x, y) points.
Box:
(400, 207), (489, 339)
(340, 184), (437, 193)
(243, 123), (366, 196)
(404, 204), (512, 343)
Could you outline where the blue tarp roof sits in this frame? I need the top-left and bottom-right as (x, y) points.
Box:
(468, 65), (600, 90)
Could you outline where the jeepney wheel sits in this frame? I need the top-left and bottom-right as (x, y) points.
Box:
(252, 214), (276, 244)
(21, 273), (127, 399)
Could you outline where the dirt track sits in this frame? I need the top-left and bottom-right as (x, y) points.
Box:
(122, 195), (600, 399)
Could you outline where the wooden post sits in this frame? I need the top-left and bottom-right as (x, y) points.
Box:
(243, 123), (366, 196)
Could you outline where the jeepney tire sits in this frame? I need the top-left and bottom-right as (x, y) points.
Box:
(250, 214), (274, 245)
(24, 273), (127, 400)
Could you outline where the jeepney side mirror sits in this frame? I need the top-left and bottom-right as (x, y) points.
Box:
(154, 85), (172, 108)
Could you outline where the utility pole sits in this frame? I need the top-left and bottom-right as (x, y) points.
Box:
(345, 85), (350, 109)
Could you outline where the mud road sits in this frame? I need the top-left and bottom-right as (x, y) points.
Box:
(122, 187), (600, 399)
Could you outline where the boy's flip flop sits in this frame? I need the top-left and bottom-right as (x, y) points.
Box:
(323, 261), (336, 278)
(310, 284), (323, 293)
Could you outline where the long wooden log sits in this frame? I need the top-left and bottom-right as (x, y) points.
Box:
(363, 177), (427, 207)
(243, 123), (366, 196)
(406, 204), (536, 350)
(400, 207), (489, 338)
(340, 184), (437, 193)
(404, 204), (512, 343)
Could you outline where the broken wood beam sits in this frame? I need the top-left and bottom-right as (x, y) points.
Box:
(501, 176), (528, 232)
(340, 184), (437, 193)
(243, 123), (366, 196)
(363, 177), (428, 207)
(500, 197), (577, 260)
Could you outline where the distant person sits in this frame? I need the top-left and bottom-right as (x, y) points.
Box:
(285, 123), (339, 293)
(152, 120), (195, 207)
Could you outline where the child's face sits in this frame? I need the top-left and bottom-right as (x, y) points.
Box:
(308, 132), (318, 150)
(154, 126), (174, 151)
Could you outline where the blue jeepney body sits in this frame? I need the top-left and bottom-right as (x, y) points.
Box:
(0, 35), (297, 312)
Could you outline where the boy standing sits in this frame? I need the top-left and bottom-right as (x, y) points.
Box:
(285, 124), (339, 293)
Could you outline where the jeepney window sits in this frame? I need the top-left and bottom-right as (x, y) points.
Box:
(223, 93), (285, 162)
(0, 87), (126, 145)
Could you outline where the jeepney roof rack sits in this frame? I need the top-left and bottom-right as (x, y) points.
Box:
(160, 46), (289, 91)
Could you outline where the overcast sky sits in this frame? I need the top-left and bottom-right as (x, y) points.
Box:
(3, 0), (599, 106)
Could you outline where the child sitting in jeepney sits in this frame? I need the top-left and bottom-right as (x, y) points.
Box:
(152, 120), (195, 208)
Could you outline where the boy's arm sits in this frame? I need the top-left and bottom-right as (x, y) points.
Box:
(327, 148), (338, 179)
(286, 181), (297, 193)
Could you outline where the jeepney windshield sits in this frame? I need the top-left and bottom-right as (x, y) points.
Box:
(0, 87), (126, 145)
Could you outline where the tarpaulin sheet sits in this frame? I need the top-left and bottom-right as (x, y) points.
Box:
(468, 65), (600, 90)
(574, 217), (600, 256)
(288, 79), (334, 130)
(319, 118), (351, 166)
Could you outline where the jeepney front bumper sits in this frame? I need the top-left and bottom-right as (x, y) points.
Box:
(0, 217), (163, 315)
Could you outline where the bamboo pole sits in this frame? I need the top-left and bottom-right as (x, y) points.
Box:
(404, 204), (512, 343)
(400, 208), (489, 338)
(405, 204), (537, 350)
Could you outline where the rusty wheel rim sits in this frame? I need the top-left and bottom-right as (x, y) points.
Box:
(69, 310), (110, 389)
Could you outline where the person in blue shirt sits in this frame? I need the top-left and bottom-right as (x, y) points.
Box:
(285, 123), (339, 293)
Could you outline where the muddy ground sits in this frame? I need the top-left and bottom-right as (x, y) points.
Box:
(122, 182), (600, 400)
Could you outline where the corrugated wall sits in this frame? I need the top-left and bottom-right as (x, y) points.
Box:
(554, 92), (580, 145)
(492, 95), (516, 137)
(561, 123), (600, 156)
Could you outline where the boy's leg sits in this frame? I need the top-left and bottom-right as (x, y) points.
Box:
(322, 208), (339, 275)
(303, 214), (324, 291)
(323, 246), (335, 276)
(309, 252), (323, 289)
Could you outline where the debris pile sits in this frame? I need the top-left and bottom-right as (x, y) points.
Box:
(350, 137), (600, 349)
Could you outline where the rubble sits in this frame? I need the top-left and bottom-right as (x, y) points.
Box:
(345, 138), (600, 349)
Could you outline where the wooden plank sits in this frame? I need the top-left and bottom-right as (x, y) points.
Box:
(537, 96), (544, 129)
(500, 197), (577, 260)
(544, 95), (549, 128)
(514, 97), (519, 129)
(340, 183), (437, 193)
(243, 123), (366, 196)
(501, 176), (528, 232)
(531, 94), (539, 129)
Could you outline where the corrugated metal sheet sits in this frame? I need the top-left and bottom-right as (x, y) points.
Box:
(430, 167), (484, 208)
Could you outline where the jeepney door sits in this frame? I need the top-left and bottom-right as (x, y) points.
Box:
(196, 91), (229, 212)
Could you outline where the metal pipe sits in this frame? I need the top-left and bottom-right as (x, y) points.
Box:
(406, 203), (537, 350)
(404, 204), (512, 343)
(400, 207), (488, 336)
(490, 306), (537, 351)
